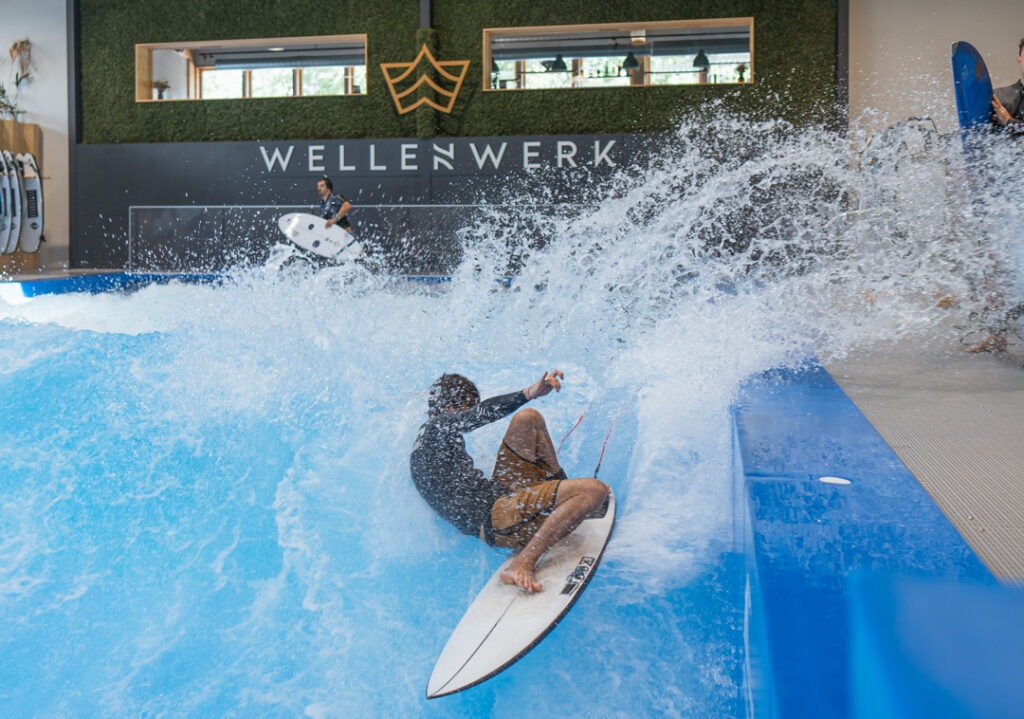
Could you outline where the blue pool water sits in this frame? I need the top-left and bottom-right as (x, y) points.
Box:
(1, 116), (1020, 717)
(0, 280), (746, 717)
(0, 270), (751, 717)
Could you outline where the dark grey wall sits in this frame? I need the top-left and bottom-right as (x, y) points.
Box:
(72, 133), (664, 274)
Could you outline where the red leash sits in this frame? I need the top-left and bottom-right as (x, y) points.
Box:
(556, 412), (585, 456)
(557, 410), (622, 478)
(592, 415), (620, 478)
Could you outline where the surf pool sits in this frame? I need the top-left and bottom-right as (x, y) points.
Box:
(1, 116), (1018, 717)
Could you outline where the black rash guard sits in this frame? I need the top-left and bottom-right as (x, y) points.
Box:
(994, 80), (1024, 122)
(318, 192), (353, 231)
(410, 391), (528, 540)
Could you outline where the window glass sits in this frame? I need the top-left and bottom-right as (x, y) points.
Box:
(648, 52), (750, 85)
(302, 66), (346, 95)
(137, 35), (367, 102)
(251, 67), (294, 97)
(302, 65), (366, 96)
(577, 57), (632, 88)
(200, 69), (245, 99)
(484, 20), (752, 91)
(350, 65), (366, 95)
(523, 59), (572, 90)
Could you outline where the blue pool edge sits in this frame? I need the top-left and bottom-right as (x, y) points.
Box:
(732, 364), (1022, 719)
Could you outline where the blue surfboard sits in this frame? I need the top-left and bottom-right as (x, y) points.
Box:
(951, 41), (993, 130)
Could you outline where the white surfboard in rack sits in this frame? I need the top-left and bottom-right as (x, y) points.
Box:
(277, 212), (364, 261)
(16, 153), (43, 253)
(2, 150), (22, 254)
(427, 494), (616, 699)
(0, 151), (10, 254)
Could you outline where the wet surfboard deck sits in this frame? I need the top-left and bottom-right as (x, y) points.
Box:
(277, 212), (364, 261)
(427, 494), (615, 699)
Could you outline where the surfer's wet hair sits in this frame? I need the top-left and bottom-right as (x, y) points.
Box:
(320, 176), (333, 190)
(428, 374), (480, 416)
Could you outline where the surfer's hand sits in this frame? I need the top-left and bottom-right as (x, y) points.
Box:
(524, 370), (563, 400)
(325, 218), (335, 228)
(992, 95), (1013, 125)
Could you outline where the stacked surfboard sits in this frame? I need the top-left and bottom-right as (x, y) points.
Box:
(0, 150), (44, 255)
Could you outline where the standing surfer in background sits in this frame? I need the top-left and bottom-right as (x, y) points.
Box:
(410, 371), (610, 594)
(316, 176), (355, 236)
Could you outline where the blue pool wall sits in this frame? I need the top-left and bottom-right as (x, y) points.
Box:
(1, 272), (484, 302)
(733, 365), (1023, 719)
(4, 273), (222, 297)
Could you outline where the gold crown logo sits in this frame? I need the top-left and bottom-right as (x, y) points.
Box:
(380, 44), (470, 115)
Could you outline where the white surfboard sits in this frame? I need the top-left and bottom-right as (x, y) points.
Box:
(0, 152), (10, 254)
(16, 153), (43, 253)
(427, 494), (616, 699)
(3, 151), (21, 254)
(277, 212), (364, 261)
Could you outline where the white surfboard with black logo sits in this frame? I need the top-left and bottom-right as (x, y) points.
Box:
(16, 153), (43, 253)
(3, 150), (22, 254)
(427, 494), (615, 699)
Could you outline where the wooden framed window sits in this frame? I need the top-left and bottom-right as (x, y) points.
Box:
(483, 19), (753, 91)
(135, 35), (367, 102)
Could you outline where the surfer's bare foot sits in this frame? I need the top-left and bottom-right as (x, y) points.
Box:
(501, 556), (543, 593)
(966, 333), (1007, 353)
(497, 478), (608, 595)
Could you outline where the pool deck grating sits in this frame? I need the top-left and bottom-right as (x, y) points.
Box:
(828, 342), (1024, 585)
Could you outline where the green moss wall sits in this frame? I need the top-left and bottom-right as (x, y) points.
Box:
(78, 0), (837, 143)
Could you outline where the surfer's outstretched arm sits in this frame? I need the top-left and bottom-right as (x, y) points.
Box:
(500, 478), (609, 593)
(523, 370), (563, 401)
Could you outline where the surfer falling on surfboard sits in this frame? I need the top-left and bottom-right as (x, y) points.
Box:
(410, 371), (611, 593)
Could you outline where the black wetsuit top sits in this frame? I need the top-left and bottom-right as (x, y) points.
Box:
(410, 391), (528, 540)
(994, 80), (1024, 122)
(318, 192), (353, 231)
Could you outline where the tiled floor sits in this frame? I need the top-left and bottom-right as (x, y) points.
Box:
(829, 343), (1024, 584)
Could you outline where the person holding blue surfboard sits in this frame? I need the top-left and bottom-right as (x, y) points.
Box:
(410, 371), (610, 594)
(991, 38), (1024, 127)
(963, 37), (1024, 353)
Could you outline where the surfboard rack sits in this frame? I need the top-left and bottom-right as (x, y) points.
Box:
(0, 120), (44, 273)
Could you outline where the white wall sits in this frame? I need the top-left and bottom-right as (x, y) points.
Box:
(850, 0), (1023, 134)
(151, 49), (190, 101)
(0, 0), (69, 270)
